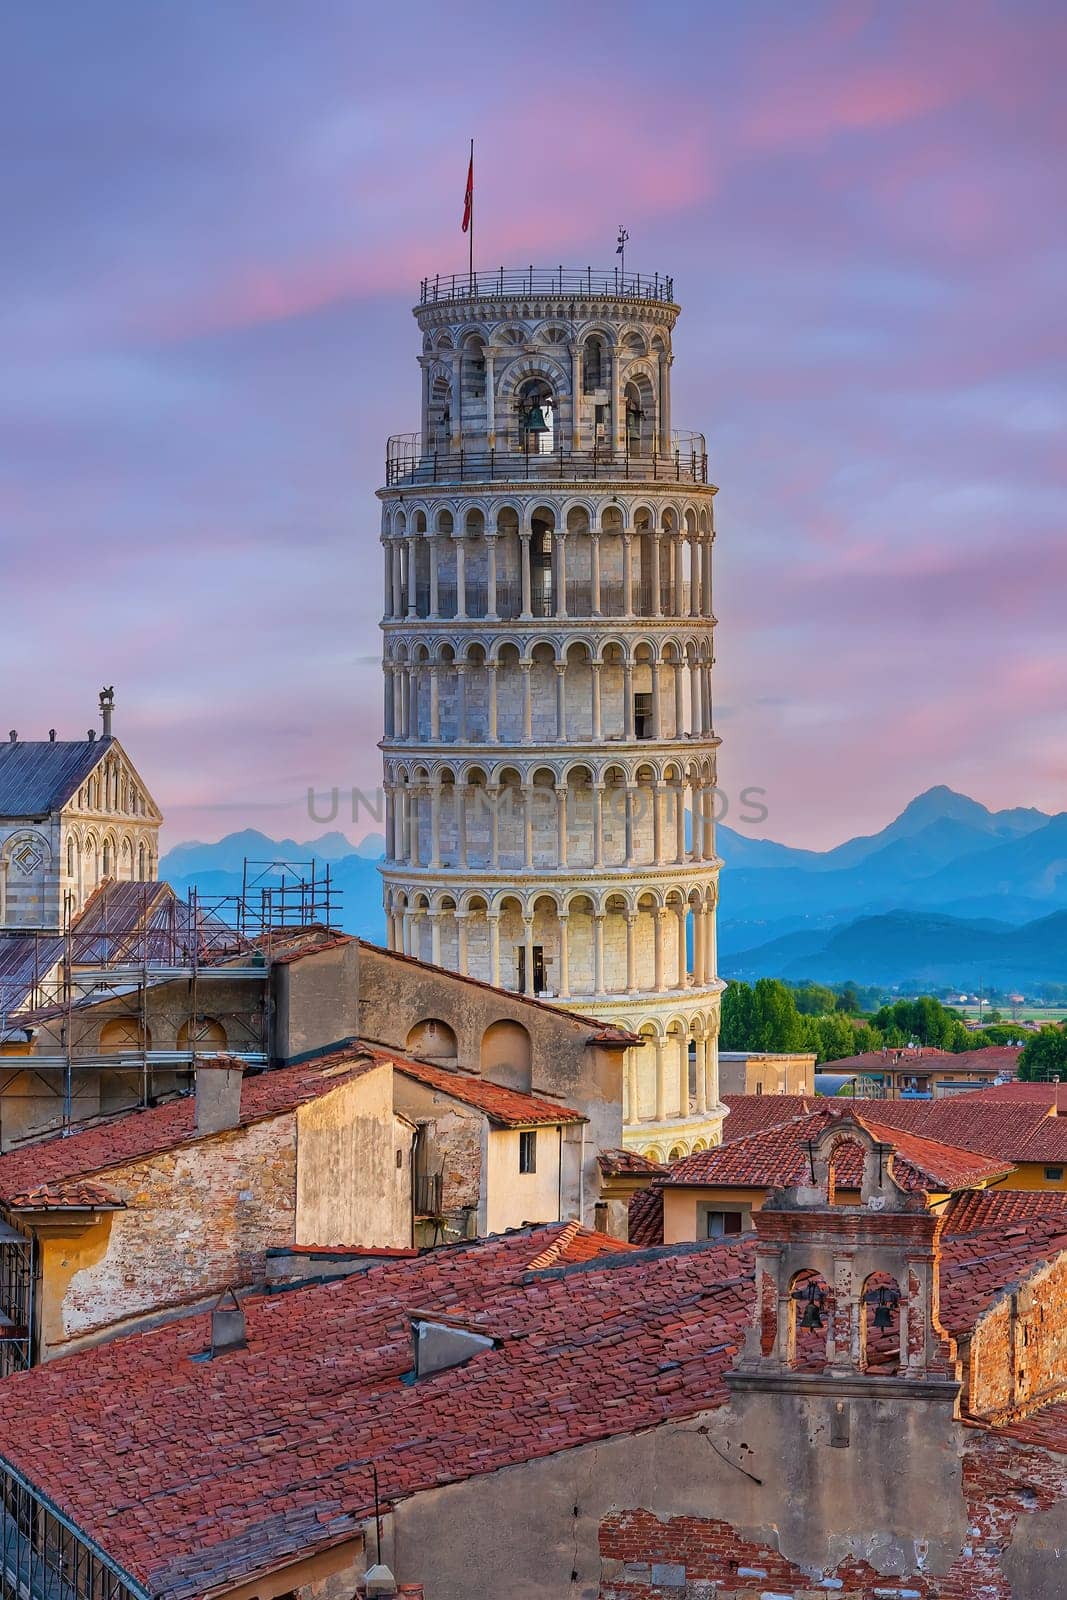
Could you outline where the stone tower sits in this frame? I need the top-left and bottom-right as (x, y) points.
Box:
(378, 265), (724, 1155)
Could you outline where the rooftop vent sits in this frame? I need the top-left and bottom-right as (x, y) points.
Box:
(48, 729), (56, 742)
(363, 1565), (399, 1597)
(410, 1314), (495, 1379)
(210, 1289), (246, 1357)
(8, 731), (16, 744)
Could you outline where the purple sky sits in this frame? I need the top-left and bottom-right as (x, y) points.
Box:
(3, 1), (1064, 851)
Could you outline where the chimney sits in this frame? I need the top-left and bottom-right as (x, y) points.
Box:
(363, 1566), (399, 1597)
(210, 1289), (246, 1356)
(194, 1056), (245, 1135)
(99, 686), (114, 739)
(7, 731), (16, 744)
(48, 729), (56, 742)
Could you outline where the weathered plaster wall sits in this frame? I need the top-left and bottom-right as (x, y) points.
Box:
(387, 1397), (970, 1600)
(393, 1074), (484, 1232)
(295, 1064), (409, 1249)
(53, 1115), (298, 1355)
(485, 1125), (562, 1234)
(274, 941), (362, 1061)
(358, 943), (623, 1217)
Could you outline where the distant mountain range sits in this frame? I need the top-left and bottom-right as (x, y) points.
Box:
(160, 787), (1067, 989)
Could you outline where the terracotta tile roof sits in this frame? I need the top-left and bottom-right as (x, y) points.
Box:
(7, 1179), (123, 1211)
(0, 1047), (383, 1202)
(598, 1148), (667, 1178)
(938, 1220), (1067, 1336)
(628, 1184), (664, 1247)
(995, 1399), (1067, 1453)
(853, 1096), (1067, 1164)
(956, 1080), (1067, 1106)
(1, 1212), (1062, 1600)
(828, 1046), (1018, 1078)
(0, 1225), (756, 1600)
(662, 1105), (1013, 1194)
(525, 1218), (635, 1267)
(720, 1094), (820, 1142)
(943, 1188), (1067, 1235)
(391, 1053), (586, 1128)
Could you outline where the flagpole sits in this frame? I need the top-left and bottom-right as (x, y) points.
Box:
(468, 138), (474, 281)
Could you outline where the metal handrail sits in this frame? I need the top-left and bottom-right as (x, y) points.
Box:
(418, 266), (675, 305)
(384, 433), (707, 488)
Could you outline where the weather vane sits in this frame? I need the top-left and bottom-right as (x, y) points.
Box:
(616, 225), (629, 280)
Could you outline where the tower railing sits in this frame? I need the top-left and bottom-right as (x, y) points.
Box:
(418, 266), (675, 305)
(385, 431), (708, 487)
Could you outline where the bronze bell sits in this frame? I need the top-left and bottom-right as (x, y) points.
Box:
(523, 404), (548, 433)
(800, 1300), (824, 1331)
(872, 1302), (894, 1331)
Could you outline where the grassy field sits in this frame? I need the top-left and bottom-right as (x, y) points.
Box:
(956, 1006), (1067, 1025)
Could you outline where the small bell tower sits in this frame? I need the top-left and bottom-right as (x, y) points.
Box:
(730, 1111), (959, 1396)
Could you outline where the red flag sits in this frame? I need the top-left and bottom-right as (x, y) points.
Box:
(462, 149), (473, 233)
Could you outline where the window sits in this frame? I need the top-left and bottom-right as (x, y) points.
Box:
(706, 1210), (743, 1239)
(519, 1130), (537, 1174)
(1045, 1167), (1064, 1181)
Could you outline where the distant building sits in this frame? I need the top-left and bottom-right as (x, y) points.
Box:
(0, 689), (161, 932)
(828, 1044), (1021, 1098)
(717, 1048), (815, 1097)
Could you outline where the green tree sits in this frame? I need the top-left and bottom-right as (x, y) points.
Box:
(719, 981), (756, 1051)
(1019, 1026), (1067, 1082)
(790, 981), (837, 1016)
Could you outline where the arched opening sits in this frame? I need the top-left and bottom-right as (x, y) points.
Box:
(515, 377), (555, 454)
(827, 1137), (866, 1205)
(530, 506), (556, 616)
(582, 335), (605, 391)
(624, 373), (656, 456)
(177, 1017), (228, 1055)
(99, 1017), (152, 1054)
(101, 837), (114, 878)
(861, 1272), (902, 1375)
(406, 1018), (459, 1063)
(481, 1018), (532, 1092)
(790, 1268), (832, 1372)
(668, 1144), (686, 1161)
(428, 373), (451, 450)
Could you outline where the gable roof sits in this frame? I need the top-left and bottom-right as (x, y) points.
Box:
(853, 1095), (1067, 1165)
(0, 1226), (755, 1600)
(661, 1105), (1013, 1194)
(388, 1051), (586, 1128)
(720, 1094), (820, 1142)
(0, 1048), (384, 1203)
(3, 1209), (1063, 1600)
(0, 737), (111, 819)
(828, 1046), (1019, 1078)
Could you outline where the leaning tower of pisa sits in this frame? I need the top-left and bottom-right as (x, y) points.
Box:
(378, 265), (724, 1156)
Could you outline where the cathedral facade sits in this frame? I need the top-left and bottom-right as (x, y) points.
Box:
(0, 690), (161, 933)
(378, 267), (724, 1154)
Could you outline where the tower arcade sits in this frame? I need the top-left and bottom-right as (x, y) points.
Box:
(378, 266), (724, 1153)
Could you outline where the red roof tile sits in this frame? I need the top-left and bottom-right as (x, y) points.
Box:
(0, 1047), (383, 1201)
(944, 1188), (1067, 1235)
(720, 1094), (821, 1142)
(1, 1211), (1062, 1600)
(663, 1105), (1013, 1194)
(628, 1185), (664, 1247)
(525, 1219), (634, 1266)
(851, 1096), (1067, 1163)
(7, 1179), (123, 1211)
(938, 1222), (1067, 1336)
(828, 1046), (1019, 1077)
(598, 1148), (667, 1178)
(391, 1054), (586, 1128)
(0, 1225), (755, 1600)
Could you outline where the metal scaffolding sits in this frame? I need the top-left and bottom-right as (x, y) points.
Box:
(0, 861), (340, 1144)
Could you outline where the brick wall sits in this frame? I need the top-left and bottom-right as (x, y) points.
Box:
(598, 1427), (1067, 1599)
(967, 1251), (1067, 1422)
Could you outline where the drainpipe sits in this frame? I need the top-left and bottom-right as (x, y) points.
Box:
(558, 1126), (563, 1221)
